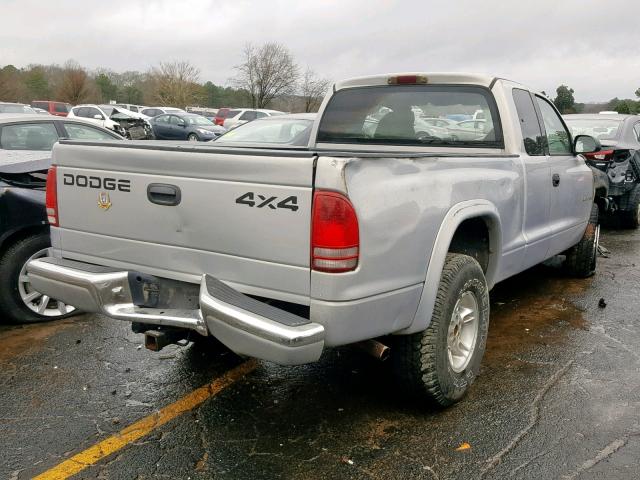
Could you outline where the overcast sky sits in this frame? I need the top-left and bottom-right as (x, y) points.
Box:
(2, 0), (638, 102)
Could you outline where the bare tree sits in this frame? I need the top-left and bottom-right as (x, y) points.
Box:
(149, 61), (202, 108)
(300, 68), (330, 112)
(233, 43), (299, 108)
(57, 61), (89, 104)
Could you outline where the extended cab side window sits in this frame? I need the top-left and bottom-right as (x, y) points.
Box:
(535, 96), (572, 155)
(512, 88), (544, 156)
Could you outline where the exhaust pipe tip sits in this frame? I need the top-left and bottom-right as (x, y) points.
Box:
(355, 339), (390, 361)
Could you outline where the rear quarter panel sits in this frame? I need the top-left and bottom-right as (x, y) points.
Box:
(312, 154), (525, 311)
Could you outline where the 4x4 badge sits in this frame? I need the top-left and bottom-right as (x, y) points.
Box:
(97, 192), (112, 210)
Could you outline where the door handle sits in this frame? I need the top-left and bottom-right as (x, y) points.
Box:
(147, 183), (181, 206)
(552, 173), (560, 187)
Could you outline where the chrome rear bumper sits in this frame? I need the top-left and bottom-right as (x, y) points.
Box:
(27, 257), (324, 365)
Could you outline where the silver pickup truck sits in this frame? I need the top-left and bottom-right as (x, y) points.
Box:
(28, 73), (601, 406)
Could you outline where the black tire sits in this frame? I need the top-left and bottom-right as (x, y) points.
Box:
(0, 233), (76, 324)
(187, 133), (199, 142)
(391, 253), (490, 407)
(619, 185), (640, 229)
(564, 203), (599, 278)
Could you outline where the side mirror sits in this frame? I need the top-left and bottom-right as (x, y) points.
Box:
(574, 134), (601, 154)
(93, 114), (103, 120)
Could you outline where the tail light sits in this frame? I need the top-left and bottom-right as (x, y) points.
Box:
(387, 75), (428, 85)
(583, 149), (614, 161)
(45, 166), (58, 226)
(311, 191), (359, 273)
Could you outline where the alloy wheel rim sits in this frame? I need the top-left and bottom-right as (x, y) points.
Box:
(18, 248), (76, 317)
(447, 291), (479, 373)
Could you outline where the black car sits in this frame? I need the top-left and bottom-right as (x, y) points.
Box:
(0, 155), (75, 323)
(149, 113), (226, 141)
(565, 114), (640, 228)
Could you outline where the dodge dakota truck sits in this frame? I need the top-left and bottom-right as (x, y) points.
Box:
(27, 73), (602, 406)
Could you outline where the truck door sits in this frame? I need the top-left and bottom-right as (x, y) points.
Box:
(534, 95), (593, 256)
(512, 88), (551, 269)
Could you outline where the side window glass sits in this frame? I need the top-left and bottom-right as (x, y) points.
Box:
(512, 89), (544, 156)
(634, 123), (640, 142)
(87, 107), (102, 119)
(64, 123), (116, 140)
(0, 123), (59, 150)
(535, 97), (572, 155)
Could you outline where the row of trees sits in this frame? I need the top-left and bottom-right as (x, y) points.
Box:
(0, 43), (331, 112)
(550, 84), (640, 115)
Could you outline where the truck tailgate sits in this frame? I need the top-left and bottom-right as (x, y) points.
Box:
(52, 141), (315, 303)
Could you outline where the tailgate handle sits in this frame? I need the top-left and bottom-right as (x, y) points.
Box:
(147, 184), (181, 206)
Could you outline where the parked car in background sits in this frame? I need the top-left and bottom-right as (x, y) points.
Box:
(0, 103), (37, 114)
(30, 100), (72, 117)
(419, 117), (459, 129)
(447, 119), (489, 141)
(186, 107), (218, 120)
(363, 107), (454, 140)
(68, 104), (154, 139)
(214, 107), (231, 126)
(565, 113), (640, 227)
(222, 109), (285, 130)
(0, 114), (122, 151)
(115, 104), (146, 113)
(214, 113), (315, 146)
(0, 154), (77, 323)
(32, 108), (50, 115)
(149, 112), (226, 141)
(140, 106), (185, 117)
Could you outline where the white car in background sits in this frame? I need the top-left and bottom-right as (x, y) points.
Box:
(115, 104), (147, 113)
(222, 108), (285, 130)
(140, 106), (185, 117)
(68, 104), (123, 134)
(68, 104), (153, 138)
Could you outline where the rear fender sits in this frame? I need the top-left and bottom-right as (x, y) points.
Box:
(399, 200), (502, 335)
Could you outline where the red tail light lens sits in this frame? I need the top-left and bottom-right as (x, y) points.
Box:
(45, 166), (58, 226)
(387, 75), (428, 85)
(583, 149), (614, 161)
(311, 191), (359, 273)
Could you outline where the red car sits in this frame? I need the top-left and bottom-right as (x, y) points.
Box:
(214, 107), (231, 126)
(31, 100), (72, 117)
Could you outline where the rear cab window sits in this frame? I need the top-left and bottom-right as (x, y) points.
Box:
(316, 85), (503, 148)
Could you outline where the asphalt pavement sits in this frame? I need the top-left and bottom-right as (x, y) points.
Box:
(1, 228), (639, 480)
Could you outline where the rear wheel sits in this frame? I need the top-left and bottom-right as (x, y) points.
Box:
(391, 253), (489, 407)
(564, 203), (599, 278)
(619, 185), (640, 228)
(187, 133), (199, 142)
(0, 233), (76, 324)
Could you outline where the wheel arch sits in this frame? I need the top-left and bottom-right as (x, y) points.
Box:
(0, 225), (49, 258)
(399, 200), (502, 335)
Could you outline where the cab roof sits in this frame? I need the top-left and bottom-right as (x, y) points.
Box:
(334, 72), (512, 90)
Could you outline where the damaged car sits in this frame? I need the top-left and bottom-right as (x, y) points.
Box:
(0, 154), (77, 323)
(565, 114), (640, 227)
(68, 104), (155, 140)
